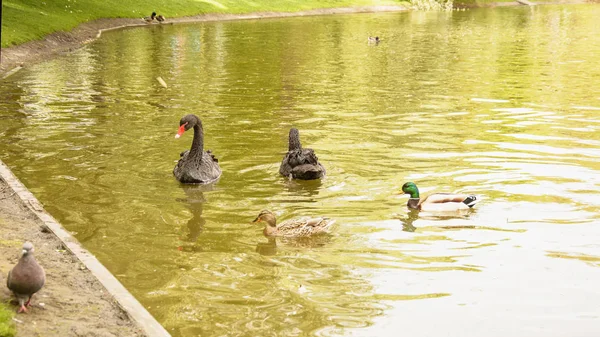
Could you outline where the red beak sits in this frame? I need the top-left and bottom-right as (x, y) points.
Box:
(175, 123), (187, 138)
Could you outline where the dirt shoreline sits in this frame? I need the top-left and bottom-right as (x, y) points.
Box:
(0, 176), (145, 336)
(0, 6), (407, 77)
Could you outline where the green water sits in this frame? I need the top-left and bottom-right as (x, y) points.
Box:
(2, 5), (600, 336)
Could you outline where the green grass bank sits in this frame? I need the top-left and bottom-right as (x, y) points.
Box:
(1, 0), (407, 48)
(0, 302), (16, 337)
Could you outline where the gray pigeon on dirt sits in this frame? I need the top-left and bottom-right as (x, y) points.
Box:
(7, 242), (46, 313)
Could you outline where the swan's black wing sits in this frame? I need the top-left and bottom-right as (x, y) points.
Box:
(174, 150), (222, 184)
(279, 148), (325, 180)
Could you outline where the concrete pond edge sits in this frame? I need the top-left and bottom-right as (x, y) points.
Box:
(0, 159), (170, 337)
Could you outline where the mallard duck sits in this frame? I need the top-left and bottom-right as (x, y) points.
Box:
(368, 36), (380, 44)
(252, 210), (335, 237)
(173, 114), (222, 184)
(143, 12), (156, 23)
(279, 128), (326, 180)
(156, 14), (165, 23)
(401, 182), (479, 212)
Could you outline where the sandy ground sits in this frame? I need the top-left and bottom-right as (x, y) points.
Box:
(0, 177), (144, 337)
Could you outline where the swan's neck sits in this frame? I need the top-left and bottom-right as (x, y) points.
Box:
(289, 132), (302, 151)
(189, 124), (204, 161)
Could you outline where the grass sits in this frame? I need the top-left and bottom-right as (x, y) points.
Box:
(0, 302), (16, 337)
(1, 0), (408, 47)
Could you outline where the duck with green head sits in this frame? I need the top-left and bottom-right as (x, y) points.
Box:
(401, 182), (479, 212)
(143, 12), (156, 23)
(252, 210), (335, 237)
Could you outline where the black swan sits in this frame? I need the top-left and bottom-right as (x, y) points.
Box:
(173, 114), (222, 184)
(279, 128), (326, 180)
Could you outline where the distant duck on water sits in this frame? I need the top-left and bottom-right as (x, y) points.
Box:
(156, 14), (166, 23)
(401, 182), (479, 212)
(368, 36), (380, 44)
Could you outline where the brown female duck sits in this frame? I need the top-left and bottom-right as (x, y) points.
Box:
(252, 210), (335, 237)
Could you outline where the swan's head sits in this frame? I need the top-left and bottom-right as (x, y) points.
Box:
(175, 114), (200, 138)
(253, 210), (277, 227)
(401, 182), (420, 198)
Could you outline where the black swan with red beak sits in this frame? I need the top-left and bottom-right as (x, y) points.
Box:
(279, 128), (326, 180)
(173, 114), (222, 184)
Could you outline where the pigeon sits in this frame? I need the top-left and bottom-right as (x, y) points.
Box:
(7, 242), (46, 313)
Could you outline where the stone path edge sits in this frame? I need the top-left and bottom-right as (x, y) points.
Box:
(0, 159), (171, 337)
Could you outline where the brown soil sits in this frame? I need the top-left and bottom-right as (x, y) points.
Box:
(0, 6), (407, 77)
(0, 177), (144, 337)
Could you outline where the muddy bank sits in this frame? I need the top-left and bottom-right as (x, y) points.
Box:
(0, 177), (145, 336)
(0, 6), (407, 77)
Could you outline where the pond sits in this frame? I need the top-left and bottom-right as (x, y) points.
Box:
(1, 4), (600, 336)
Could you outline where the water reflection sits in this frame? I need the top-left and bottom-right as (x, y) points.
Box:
(255, 235), (334, 256)
(398, 209), (419, 232)
(255, 238), (277, 256)
(177, 186), (207, 243)
(396, 207), (476, 233)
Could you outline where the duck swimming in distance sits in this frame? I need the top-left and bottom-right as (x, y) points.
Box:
(368, 36), (380, 44)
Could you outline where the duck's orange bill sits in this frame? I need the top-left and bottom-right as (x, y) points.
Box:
(252, 217), (261, 223)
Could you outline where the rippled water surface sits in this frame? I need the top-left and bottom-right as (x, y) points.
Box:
(2, 5), (600, 336)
